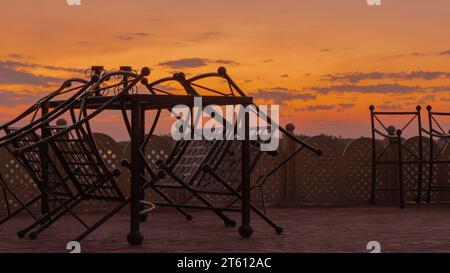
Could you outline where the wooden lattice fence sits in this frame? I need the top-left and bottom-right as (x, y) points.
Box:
(2, 129), (450, 216)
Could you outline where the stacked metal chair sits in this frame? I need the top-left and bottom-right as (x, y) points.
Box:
(0, 77), (94, 227)
(422, 106), (450, 202)
(0, 67), (150, 240)
(0, 65), (322, 244)
(128, 67), (323, 236)
(369, 105), (423, 208)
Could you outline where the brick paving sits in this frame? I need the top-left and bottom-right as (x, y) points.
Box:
(1, 205), (450, 253)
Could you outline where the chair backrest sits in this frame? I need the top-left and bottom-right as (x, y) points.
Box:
(48, 123), (125, 202)
(8, 68), (150, 202)
(205, 140), (262, 191)
(4, 127), (73, 199)
(158, 139), (223, 185)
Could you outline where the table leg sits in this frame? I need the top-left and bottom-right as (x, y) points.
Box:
(127, 101), (145, 246)
(239, 111), (253, 238)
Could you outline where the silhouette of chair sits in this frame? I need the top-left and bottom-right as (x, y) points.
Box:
(4, 68), (150, 240)
(422, 106), (450, 203)
(369, 105), (423, 208)
(122, 67), (323, 235)
(0, 77), (94, 227)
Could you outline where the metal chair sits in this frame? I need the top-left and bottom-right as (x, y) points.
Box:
(5, 68), (150, 240)
(0, 77), (94, 227)
(423, 106), (450, 203)
(133, 67), (323, 235)
(369, 105), (423, 208)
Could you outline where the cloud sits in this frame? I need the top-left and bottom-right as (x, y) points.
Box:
(338, 103), (355, 109)
(262, 59), (274, 63)
(189, 32), (224, 42)
(323, 71), (450, 83)
(0, 60), (83, 74)
(280, 74), (289, 78)
(158, 58), (207, 69)
(5, 54), (29, 59)
(0, 62), (62, 87)
(418, 95), (436, 104)
(250, 87), (317, 104)
(386, 49), (450, 59)
(376, 104), (406, 110)
(213, 59), (240, 65)
(320, 48), (332, 52)
(309, 83), (421, 94)
(158, 58), (239, 69)
(0, 89), (44, 106)
(114, 32), (151, 41)
(306, 105), (335, 112)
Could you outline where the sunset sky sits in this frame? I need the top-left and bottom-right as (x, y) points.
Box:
(1, 0), (450, 140)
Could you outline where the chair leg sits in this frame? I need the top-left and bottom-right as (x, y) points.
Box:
(28, 197), (83, 240)
(207, 169), (282, 233)
(18, 196), (80, 238)
(0, 194), (41, 225)
(249, 203), (283, 234)
(159, 168), (236, 227)
(149, 186), (192, 221)
(260, 185), (267, 215)
(75, 198), (130, 242)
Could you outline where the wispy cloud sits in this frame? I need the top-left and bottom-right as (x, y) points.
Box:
(0, 62), (63, 87)
(308, 83), (422, 94)
(4, 54), (29, 59)
(323, 71), (450, 83)
(250, 87), (317, 104)
(114, 32), (152, 41)
(306, 104), (335, 112)
(0, 89), (44, 106)
(338, 103), (355, 109)
(158, 58), (239, 69)
(188, 32), (224, 42)
(377, 104), (406, 110)
(1, 60), (83, 74)
(386, 49), (450, 59)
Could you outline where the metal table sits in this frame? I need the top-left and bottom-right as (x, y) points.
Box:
(46, 94), (254, 245)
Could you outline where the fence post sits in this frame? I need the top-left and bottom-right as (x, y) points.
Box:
(284, 123), (297, 205)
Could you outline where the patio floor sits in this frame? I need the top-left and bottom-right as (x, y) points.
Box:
(1, 205), (450, 253)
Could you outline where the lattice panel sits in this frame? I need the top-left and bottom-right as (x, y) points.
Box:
(122, 135), (176, 204)
(341, 138), (382, 205)
(402, 136), (437, 202)
(372, 138), (403, 204)
(431, 143), (450, 202)
(3, 132), (450, 213)
(295, 136), (345, 205)
(76, 133), (124, 210)
(0, 147), (40, 217)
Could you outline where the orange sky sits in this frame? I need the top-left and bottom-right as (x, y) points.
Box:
(1, 0), (450, 140)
